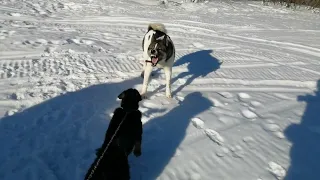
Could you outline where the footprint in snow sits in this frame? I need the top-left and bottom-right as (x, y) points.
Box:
(243, 136), (256, 148)
(241, 109), (257, 120)
(6, 109), (18, 116)
(216, 146), (230, 157)
(293, 109), (303, 117)
(48, 40), (61, 45)
(9, 12), (21, 17)
(262, 120), (284, 139)
(35, 39), (48, 45)
(175, 95), (184, 102)
(192, 42), (205, 48)
(250, 101), (263, 107)
(229, 145), (245, 158)
(204, 129), (224, 145)
(80, 39), (94, 45)
(141, 116), (149, 124)
(243, 136), (255, 143)
(24, 40), (35, 45)
(67, 38), (82, 44)
(238, 92), (251, 101)
(141, 101), (159, 109)
(263, 120), (281, 132)
(191, 117), (205, 129)
(241, 102), (249, 107)
(209, 97), (224, 107)
(173, 148), (181, 157)
(139, 107), (148, 114)
(217, 92), (233, 99)
(268, 161), (286, 180)
(11, 92), (25, 100)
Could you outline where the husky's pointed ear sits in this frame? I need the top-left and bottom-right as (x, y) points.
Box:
(156, 35), (165, 41)
(163, 35), (169, 46)
(118, 90), (126, 100)
(151, 34), (157, 41)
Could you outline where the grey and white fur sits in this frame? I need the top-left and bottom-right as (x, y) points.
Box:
(140, 23), (175, 98)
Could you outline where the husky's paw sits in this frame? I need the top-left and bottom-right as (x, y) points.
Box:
(166, 93), (172, 98)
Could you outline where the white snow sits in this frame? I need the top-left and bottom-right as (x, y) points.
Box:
(9, 12), (21, 17)
(0, 0), (320, 179)
(268, 161), (287, 180)
(251, 100), (263, 107)
(217, 92), (234, 99)
(241, 109), (258, 119)
(191, 117), (205, 129)
(238, 92), (251, 99)
(204, 128), (224, 145)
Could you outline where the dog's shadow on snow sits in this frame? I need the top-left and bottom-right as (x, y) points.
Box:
(0, 77), (142, 180)
(130, 91), (213, 180)
(284, 79), (320, 180)
(152, 49), (221, 96)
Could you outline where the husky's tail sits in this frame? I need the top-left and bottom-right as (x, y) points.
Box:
(148, 23), (167, 34)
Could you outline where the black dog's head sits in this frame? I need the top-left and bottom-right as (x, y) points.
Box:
(118, 88), (142, 111)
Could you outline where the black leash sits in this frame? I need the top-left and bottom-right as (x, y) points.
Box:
(85, 112), (128, 180)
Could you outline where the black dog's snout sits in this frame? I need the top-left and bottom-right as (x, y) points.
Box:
(151, 49), (156, 54)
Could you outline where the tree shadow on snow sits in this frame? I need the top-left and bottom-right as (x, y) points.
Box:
(130, 91), (213, 180)
(151, 49), (221, 96)
(284, 79), (320, 180)
(0, 77), (142, 180)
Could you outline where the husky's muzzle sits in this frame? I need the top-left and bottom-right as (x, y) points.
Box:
(146, 50), (159, 67)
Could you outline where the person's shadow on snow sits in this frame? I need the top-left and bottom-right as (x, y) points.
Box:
(130, 91), (213, 180)
(0, 77), (142, 180)
(151, 50), (221, 96)
(284, 79), (320, 180)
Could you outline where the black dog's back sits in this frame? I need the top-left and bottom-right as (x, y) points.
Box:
(85, 108), (142, 180)
(102, 108), (142, 155)
(85, 147), (129, 180)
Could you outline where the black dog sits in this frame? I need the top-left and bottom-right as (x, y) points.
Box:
(84, 88), (143, 180)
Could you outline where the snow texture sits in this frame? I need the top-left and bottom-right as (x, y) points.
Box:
(0, 0), (320, 179)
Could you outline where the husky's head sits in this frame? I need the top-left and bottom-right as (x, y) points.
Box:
(147, 35), (169, 66)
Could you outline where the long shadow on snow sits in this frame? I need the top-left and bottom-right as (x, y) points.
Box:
(151, 49), (221, 96)
(131, 91), (213, 179)
(0, 77), (141, 180)
(284, 79), (320, 180)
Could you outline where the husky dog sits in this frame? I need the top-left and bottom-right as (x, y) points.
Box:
(140, 23), (175, 98)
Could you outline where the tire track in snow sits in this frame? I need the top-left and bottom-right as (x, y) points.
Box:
(2, 17), (318, 95)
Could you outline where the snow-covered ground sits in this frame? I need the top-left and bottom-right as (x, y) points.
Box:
(0, 0), (319, 179)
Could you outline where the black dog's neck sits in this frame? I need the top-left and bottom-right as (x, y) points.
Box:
(120, 107), (138, 113)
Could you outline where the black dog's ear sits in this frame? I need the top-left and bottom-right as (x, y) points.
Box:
(118, 90), (126, 99)
(133, 89), (142, 101)
(137, 92), (142, 102)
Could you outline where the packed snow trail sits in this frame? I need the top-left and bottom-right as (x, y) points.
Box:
(0, 0), (320, 179)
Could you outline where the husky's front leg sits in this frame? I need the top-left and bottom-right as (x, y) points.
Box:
(164, 66), (172, 98)
(141, 63), (152, 99)
(141, 50), (150, 78)
(141, 61), (146, 78)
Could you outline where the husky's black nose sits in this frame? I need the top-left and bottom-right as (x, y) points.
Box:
(151, 49), (156, 54)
